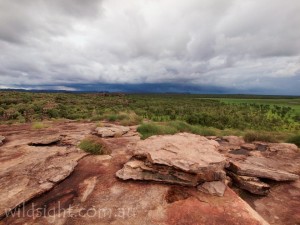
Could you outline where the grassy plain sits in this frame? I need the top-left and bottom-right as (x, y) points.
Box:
(0, 91), (299, 145)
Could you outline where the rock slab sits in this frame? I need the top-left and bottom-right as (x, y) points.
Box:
(94, 125), (130, 138)
(28, 134), (61, 146)
(227, 161), (299, 181)
(227, 171), (270, 195)
(117, 133), (227, 186)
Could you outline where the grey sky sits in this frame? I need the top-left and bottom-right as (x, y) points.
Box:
(0, 0), (299, 94)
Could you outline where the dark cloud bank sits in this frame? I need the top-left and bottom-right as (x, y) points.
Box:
(0, 0), (300, 95)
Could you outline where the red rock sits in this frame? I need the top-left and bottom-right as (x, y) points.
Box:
(228, 161), (299, 181)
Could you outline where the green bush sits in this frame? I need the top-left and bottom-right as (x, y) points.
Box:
(244, 132), (276, 143)
(287, 135), (300, 147)
(78, 137), (110, 155)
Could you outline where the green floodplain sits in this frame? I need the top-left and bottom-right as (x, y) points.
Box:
(0, 91), (299, 146)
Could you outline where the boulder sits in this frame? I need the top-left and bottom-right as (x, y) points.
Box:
(241, 143), (256, 151)
(94, 125), (130, 138)
(117, 133), (227, 186)
(0, 136), (5, 146)
(227, 171), (270, 196)
(227, 161), (299, 181)
(28, 135), (61, 146)
(197, 181), (227, 197)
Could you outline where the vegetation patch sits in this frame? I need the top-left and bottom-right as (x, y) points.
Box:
(78, 137), (111, 155)
(100, 111), (142, 126)
(137, 121), (217, 139)
(0, 92), (299, 139)
(31, 122), (48, 129)
(287, 135), (300, 147)
(137, 123), (177, 139)
(244, 132), (277, 143)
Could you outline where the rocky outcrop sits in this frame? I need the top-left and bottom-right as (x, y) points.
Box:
(94, 124), (130, 138)
(227, 171), (270, 195)
(28, 134), (61, 146)
(0, 136), (5, 146)
(227, 161), (299, 181)
(0, 145), (86, 218)
(117, 133), (227, 188)
(268, 143), (298, 154)
(197, 181), (227, 197)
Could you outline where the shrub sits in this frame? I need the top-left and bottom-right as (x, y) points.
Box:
(287, 135), (300, 147)
(244, 132), (276, 143)
(78, 137), (111, 155)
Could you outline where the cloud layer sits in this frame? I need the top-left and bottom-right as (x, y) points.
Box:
(0, 0), (299, 94)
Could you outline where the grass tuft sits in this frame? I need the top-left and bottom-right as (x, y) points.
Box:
(32, 122), (47, 129)
(78, 137), (111, 155)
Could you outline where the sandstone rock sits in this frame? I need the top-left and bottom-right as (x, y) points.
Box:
(228, 161), (299, 181)
(116, 159), (200, 186)
(268, 143), (298, 154)
(94, 125), (130, 138)
(197, 181), (227, 197)
(248, 151), (263, 157)
(0, 123), (271, 225)
(117, 133), (227, 185)
(0, 135), (5, 145)
(134, 133), (225, 174)
(227, 171), (270, 195)
(0, 145), (86, 218)
(241, 143), (256, 151)
(222, 136), (245, 145)
(28, 135), (61, 146)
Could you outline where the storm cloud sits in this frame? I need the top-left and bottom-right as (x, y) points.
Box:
(0, 0), (299, 94)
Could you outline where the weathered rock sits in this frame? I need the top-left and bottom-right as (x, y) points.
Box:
(248, 151), (264, 157)
(227, 161), (299, 181)
(268, 143), (298, 154)
(250, 180), (300, 225)
(0, 122), (95, 218)
(117, 133), (227, 185)
(222, 136), (245, 146)
(227, 171), (270, 196)
(1, 145), (270, 225)
(134, 133), (226, 174)
(0, 135), (5, 145)
(241, 143), (256, 151)
(245, 156), (300, 175)
(28, 134), (61, 146)
(0, 145), (86, 218)
(94, 125), (130, 138)
(116, 159), (201, 186)
(197, 181), (227, 197)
